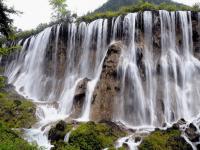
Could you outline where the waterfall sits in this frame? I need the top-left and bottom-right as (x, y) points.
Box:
(3, 11), (200, 148)
(143, 11), (156, 125)
(5, 18), (109, 148)
(117, 13), (147, 126)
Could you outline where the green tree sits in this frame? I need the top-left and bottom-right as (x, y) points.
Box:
(192, 2), (200, 11)
(49, 0), (69, 21)
(0, 0), (18, 38)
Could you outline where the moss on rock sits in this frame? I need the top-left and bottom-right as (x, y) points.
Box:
(139, 129), (192, 150)
(50, 121), (126, 150)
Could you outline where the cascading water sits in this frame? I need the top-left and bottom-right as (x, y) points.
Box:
(78, 19), (108, 121)
(5, 19), (109, 148)
(114, 11), (200, 128)
(3, 10), (200, 149)
(116, 13), (148, 126)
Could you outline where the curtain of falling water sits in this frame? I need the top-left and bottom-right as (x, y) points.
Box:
(4, 19), (108, 148)
(143, 11), (157, 125)
(117, 13), (147, 126)
(3, 11), (200, 148)
(114, 11), (200, 127)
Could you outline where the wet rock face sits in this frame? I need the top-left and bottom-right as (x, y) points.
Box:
(90, 42), (123, 122)
(185, 123), (200, 142)
(74, 78), (90, 101)
(172, 120), (200, 143)
(48, 120), (67, 142)
(71, 78), (90, 118)
(192, 12), (200, 60)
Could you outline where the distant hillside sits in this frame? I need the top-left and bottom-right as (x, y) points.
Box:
(95, 0), (178, 12)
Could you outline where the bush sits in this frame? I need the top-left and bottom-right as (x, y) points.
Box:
(0, 76), (36, 128)
(139, 129), (192, 150)
(0, 76), (6, 90)
(50, 121), (126, 150)
(0, 122), (37, 150)
(0, 45), (21, 56)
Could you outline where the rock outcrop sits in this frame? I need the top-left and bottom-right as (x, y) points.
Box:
(71, 78), (90, 118)
(90, 42), (123, 122)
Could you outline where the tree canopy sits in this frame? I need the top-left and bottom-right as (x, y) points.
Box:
(49, 0), (69, 21)
(0, 0), (18, 37)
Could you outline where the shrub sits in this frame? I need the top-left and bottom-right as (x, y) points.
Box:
(0, 122), (37, 150)
(50, 121), (126, 150)
(139, 129), (192, 150)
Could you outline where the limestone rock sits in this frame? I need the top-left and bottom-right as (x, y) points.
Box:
(90, 42), (123, 121)
(71, 78), (90, 118)
(48, 120), (67, 142)
(185, 123), (200, 142)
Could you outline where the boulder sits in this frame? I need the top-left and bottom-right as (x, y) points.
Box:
(185, 123), (200, 142)
(74, 78), (90, 101)
(172, 118), (187, 129)
(48, 120), (67, 142)
(71, 78), (90, 118)
(197, 144), (200, 150)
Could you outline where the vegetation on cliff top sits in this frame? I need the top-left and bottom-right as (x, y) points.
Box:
(95, 0), (179, 12)
(79, 1), (200, 22)
(1, 1), (200, 45)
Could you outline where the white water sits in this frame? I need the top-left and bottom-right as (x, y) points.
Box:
(116, 136), (139, 150)
(113, 11), (200, 128)
(3, 11), (200, 149)
(5, 19), (108, 148)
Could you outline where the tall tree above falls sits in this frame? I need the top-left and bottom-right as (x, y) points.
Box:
(95, 0), (178, 12)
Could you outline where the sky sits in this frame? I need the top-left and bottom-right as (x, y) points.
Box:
(5, 0), (199, 30)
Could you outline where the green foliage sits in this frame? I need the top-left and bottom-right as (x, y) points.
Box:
(0, 92), (36, 128)
(80, 2), (199, 22)
(0, 45), (21, 56)
(0, 77), (36, 128)
(51, 121), (126, 150)
(95, 0), (178, 13)
(139, 129), (192, 150)
(0, 122), (38, 150)
(2, 20), (61, 42)
(49, 0), (69, 21)
(0, 76), (38, 149)
(0, 0), (19, 37)
(69, 122), (126, 150)
(192, 3), (200, 12)
(0, 76), (6, 90)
